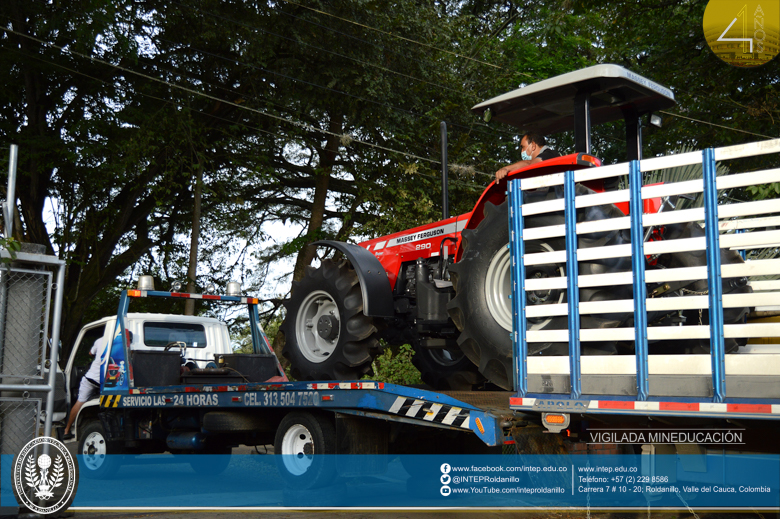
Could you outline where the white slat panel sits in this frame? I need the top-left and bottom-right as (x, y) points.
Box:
(723, 259), (780, 277)
(719, 199), (779, 219)
(720, 216), (780, 231)
(648, 326), (710, 340)
(521, 173), (564, 190)
(575, 189), (629, 208)
(579, 271), (633, 288)
(721, 230), (780, 249)
(527, 329), (568, 342)
(642, 179), (703, 199)
(646, 266), (708, 283)
(527, 356), (570, 375)
(580, 299), (634, 314)
(582, 356), (637, 375)
(525, 277), (567, 291)
(646, 295), (708, 311)
(577, 243), (632, 261)
(725, 355), (780, 376)
(524, 250), (565, 266)
(649, 355), (711, 375)
(714, 138), (780, 161)
(525, 299), (637, 317)
(730, 243), (780, 251)
(522, 199), (564, 216)
(523, 224), (565, 240)
(750, 280), (780, 291)
(640, 151), (703, 172)
(645, 292), (780, 311)
(726, 323), (780, 338)
(643, 207), (705, 227)
(581, 328), (635, 341)
(644, 236), (706, 255)
(575, 162), (630, 183)
(717, 168), (780, 190)
(577, 216), (631, 234)
(525, 303), (568, 318)
(529, 354), (780, 377)
(725, 292), (780, 307)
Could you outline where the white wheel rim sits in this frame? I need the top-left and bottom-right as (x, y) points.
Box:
(485, 242), (563, 332)
(295, 290), (340, 364)
(81, 431), (108, 471)
(280, 423), (314, 476)
(485, 246), (513, 331)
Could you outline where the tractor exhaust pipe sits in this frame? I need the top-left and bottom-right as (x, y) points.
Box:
(441, 121), (449, 220)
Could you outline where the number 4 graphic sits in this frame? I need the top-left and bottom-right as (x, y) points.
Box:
(717, 5), (753, 53)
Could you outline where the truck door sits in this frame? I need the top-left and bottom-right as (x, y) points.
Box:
(67, 324), (107, 406)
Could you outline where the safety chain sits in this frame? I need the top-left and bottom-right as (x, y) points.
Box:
(675, 490), (700, 519)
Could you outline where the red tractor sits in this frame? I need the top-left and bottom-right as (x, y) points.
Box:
(280, 65), (750, 390)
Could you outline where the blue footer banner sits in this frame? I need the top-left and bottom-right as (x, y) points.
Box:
(2, 453), (779, 508)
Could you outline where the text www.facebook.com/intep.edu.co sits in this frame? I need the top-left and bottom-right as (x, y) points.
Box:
(438, 462), (570, 496)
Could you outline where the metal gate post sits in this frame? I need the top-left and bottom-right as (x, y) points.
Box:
(564, 170), (581, 399)
(703, 148), (726, 402)
(508, 179), (527, 396)
(629, 160), (649, 401)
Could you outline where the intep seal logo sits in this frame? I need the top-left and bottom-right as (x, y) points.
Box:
(13, 436), (78, 515)
(703, 0), (780, 67)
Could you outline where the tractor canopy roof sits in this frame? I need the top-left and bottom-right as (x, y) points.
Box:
(472, 64), (676, 135)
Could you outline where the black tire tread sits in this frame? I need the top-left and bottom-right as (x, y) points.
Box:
(280, 259), (378, 381)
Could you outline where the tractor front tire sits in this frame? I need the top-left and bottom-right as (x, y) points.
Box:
(281, 259), (379, 381)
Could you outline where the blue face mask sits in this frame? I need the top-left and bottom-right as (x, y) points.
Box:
(521, 150), (532, 161)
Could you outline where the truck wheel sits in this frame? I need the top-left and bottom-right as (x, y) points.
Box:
(281, 259), (378, 381)
(78, 419), (121, 478)
(448, 201), (568, 389)
(411, 343), (484, 390)
(274, 411), (336, 489)
(189, 441), (232, 475)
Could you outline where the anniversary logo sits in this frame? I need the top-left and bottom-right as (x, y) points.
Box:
(703, 0), (780, 67)
(12, 436), (78, 515)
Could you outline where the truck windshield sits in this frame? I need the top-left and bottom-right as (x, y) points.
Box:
(143, 322), (207, 349)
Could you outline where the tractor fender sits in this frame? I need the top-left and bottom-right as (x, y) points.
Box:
(312, 240), (394, 318)
(464, 152), (601, 234)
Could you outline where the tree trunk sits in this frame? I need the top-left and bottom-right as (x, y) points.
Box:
(291, 115), (342, 281)
(185, 161), (204, 315)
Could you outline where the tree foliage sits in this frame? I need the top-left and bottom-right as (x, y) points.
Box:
(0, 0), (777, 359)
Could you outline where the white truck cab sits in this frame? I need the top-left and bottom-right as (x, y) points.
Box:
(64, 313), (234, 440)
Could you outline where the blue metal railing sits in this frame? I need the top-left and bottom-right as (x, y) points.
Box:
(508, 149), (735, 404)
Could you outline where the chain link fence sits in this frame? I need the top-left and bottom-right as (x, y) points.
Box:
(0, 265), (55, 511)
(0, 398), (41, 455)
(0, 267), (52, 380)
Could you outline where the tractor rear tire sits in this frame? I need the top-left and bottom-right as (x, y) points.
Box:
(448, 201), (569, 389)
(281, 259), (378, 381)
(447, 193), (631, 389)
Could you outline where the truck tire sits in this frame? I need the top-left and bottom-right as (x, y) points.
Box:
(274, 411), (336, 489)
(78, 419), (121, 479)
(189, 440), (232, 475)
(281, 259), (378, 381)
(411, 342), (485, 390)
